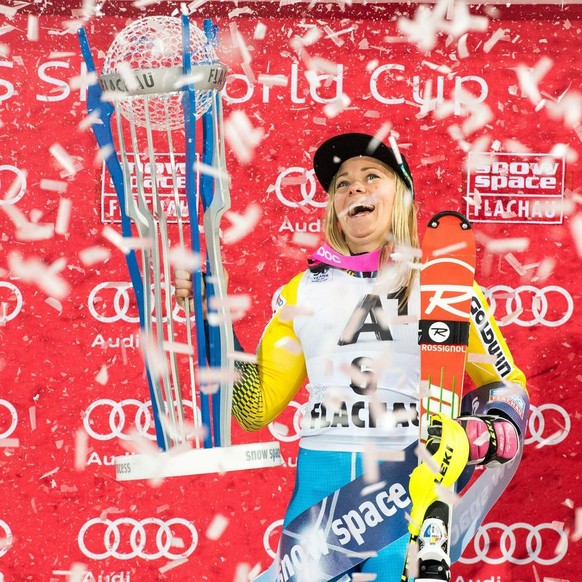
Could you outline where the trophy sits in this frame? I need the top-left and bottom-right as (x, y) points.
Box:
(79, 16), (281, 480)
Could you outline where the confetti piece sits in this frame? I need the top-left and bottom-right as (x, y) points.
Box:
(569, 213), (582, 257)
(29, 406), (37, 430)
(74, 429), (88, 471)
(49, 143), (78, 176)
(571, 507), (582, 542)
(271, 422), (289, 437)
(222, 203), (262, 244)
(252, 22), (267, 40)
(206, 514), (229, 540)
(362, 444), (380, 484)
(52, 563), (87, 581)
(485, 238), (530, 254)
(0, 438), (19, 447)
(27, 14), (38, 41)
(185, 0), (210, 12)
(415, 443), (440, 475)
(229, 351), (257, 364)
(162, 340), (194, 356)
(39, 179), (68, 193)
(291, 231), (319, 248)
(102, 225), (153, 254)
(45, 297), (63, 313)
(433, 241), (468, 257)
(274, 337), (303, 355)
(224, 111), (264, 165)
(169, 247), (201, 272)
(78, 246), (111, 266)
(323, 94), (351, 119)
(352, 574), (377, 581)
(8, 252), (70, 299)
(95, 364), (108, 385)
(55, 198), (72, 235)
(467, 353), (498, 365)
(278, 304), (315, 322)
(158, 558), (189, 573)
(233, 563), (251, 582)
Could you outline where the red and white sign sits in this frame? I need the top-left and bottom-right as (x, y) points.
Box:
(466, 152), (566, 224)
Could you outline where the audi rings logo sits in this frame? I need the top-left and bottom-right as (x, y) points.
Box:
(0, 165), (27, 205)
(88, 282), (190, 324)
(0, 282), (23, 322)
(459, 521), (567, 565)
(526, 403), (571, 446)
(274, 167), (328, 209)
(268, 400), (305, 443)
(0, 399), (18, 439)
(0, 520), (13, 557)
(83, 398), (199, 441)
(483, 285), (573, 327)
(263, 519), (284, 559)
(78, 517), (198, 560)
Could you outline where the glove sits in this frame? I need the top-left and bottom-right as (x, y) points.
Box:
(428, 415), (520, 467)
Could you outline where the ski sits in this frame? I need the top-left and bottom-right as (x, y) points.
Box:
(405, 210), (477, 582)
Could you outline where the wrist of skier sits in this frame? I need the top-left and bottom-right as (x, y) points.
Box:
(456, 415), (520, 466)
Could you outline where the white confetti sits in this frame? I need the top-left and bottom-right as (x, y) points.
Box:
(95, 364), (108, 385)
(222, 204), (262, 244)
(323, 94), (351, 119)
(570, 212), (582, 257)
(55, 198), (72, 236)
(40, 179), (68, 193)
(483, 27), (508, 53)
(291, 231), (319, 248)
(78, 246), (111, 266)
(274, 337), (303, 355)
(467, 353), (498, 365)
(0, 438), (19, 447)
(206, 514), (229, 540)
(29, 406), (37, 430)
(233, 563), (251, 582)
(45, 297), (63, 313)
(485, 238), (530, 254)
(74, 429), (88, 471)
(102, 225), (153, 254)
(158, 558), (189, 573)
(8, 252), (70, 299)
(253, 22), (266, 40)
(27, 14), (39, 41)
(169, 247), (201, 272)
(224, 111), (264, 165)
(49, 143), (78, 176)
(572, 507), (582, 542)
(516, 56), (553, 106)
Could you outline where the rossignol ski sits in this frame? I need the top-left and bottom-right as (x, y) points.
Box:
(403, 211), (477, 582)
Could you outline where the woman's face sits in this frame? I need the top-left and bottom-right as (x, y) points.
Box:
(332, 156), (396, 253)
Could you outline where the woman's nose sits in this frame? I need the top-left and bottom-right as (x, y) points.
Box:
(348, 181), (365, 195)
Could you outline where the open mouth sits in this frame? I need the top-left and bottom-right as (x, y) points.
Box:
(348, 203), (375, 217)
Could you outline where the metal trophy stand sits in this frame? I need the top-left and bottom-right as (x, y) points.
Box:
(79, 16), (281, 481)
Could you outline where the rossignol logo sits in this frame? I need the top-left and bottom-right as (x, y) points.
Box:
(466, 152), (565, 224)
(428, 321), (450, 343)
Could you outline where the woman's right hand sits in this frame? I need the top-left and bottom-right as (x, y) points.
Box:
(174, 269), (194, 312)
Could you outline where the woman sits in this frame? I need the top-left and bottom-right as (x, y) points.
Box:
(175, 133), (529, 581)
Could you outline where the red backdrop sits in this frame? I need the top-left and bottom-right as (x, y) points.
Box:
(0, 3), (580, 581)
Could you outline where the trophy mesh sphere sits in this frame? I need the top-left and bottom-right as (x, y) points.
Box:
(102, 16), (219, 131)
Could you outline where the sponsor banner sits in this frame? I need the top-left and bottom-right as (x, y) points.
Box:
(466, 152), (565, 224)
(101, 152), (189, 224)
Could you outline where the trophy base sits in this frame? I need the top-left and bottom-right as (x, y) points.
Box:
(114, 441), (282, 481)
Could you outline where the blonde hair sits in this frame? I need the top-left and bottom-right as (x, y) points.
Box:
(323, 163), (419, 306)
